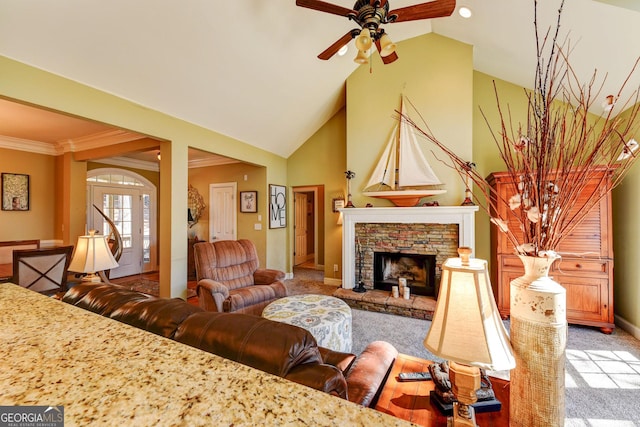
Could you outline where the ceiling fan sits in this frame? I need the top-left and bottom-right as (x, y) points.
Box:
(296, 0), (456, 64)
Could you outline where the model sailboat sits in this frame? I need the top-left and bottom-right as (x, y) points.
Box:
(363, 97), (446, 207)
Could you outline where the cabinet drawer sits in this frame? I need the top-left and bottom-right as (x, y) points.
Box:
(555, 259), (609, 274)
(501, 256), (525, 269)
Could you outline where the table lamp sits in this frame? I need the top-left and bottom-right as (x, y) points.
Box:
(424, 247), (515, 427)
(68, 230), (119, 282)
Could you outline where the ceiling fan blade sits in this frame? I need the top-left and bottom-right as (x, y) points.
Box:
(375, 39), (399, 64)
(318, 30), (358, 60)
(296, 0), (357, 17)
(388, 0), (456, 23)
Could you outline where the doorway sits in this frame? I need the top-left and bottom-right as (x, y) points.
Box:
(208, 182), (237, 242)
(87, 168), (157, 278)
(293, 185), (323, 270)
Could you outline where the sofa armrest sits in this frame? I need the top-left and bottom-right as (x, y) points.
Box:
(196, 279), (230, 312)
(344, 340), (398, 407)
(253, 268), (285, 285)
(285, 363), (348, 400)
(318, 347), (356, 375)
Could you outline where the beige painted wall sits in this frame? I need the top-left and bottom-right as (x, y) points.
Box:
(288, 107), (346, 279)
(188, 162), (267, 267)
(0, 148), (57, 242)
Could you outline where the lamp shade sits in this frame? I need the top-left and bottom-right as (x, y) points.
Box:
(355, 27), (372, 51)
(68, 230), (119, 275)
(424, 250), (515, 371)
(354, 49), (369, 64)
(378, 33), (397, 57)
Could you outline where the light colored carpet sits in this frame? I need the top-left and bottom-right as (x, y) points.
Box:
(288, 267), (640, 424)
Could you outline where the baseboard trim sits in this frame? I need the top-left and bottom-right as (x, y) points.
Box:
(615, 314), (640, 340)
(324, 277), (341, 286)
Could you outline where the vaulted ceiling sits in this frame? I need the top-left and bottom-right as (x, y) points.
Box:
(1, 0), (639, 159)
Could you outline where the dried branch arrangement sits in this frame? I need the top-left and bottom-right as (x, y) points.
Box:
(400, 0), (640, 257)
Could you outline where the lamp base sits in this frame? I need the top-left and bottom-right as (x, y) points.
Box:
(429, 391), (501, 415)
(81, 273), (102, 283)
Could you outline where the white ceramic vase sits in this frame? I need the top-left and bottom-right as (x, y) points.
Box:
(510, 255), (567, 427)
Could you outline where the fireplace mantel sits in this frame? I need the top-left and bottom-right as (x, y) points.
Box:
(341, 206), (478, 289)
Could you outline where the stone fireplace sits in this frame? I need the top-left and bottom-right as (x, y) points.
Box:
(342, 206), (478, 293)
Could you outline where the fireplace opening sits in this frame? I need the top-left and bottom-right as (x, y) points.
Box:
(373, 252), (437, 297)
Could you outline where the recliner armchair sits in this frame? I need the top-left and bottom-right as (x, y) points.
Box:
(194, 239), (287, 315)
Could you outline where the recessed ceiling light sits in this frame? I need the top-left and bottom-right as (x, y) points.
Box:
(338, 45), (349, 56)
(459, 6), (472, 18)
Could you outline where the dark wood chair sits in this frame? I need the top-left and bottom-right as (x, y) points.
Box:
(0, 239), (40, 282)
(12, 246), (74, 296)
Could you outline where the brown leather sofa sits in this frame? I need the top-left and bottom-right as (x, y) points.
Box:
(194, 239), (287, 315)
(62, 283), (398, 407)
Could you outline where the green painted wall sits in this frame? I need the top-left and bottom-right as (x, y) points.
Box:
(612, 104), (640, 328)
(1, 55), (288, 299)
(471, 72), (529, 262)
(346, 33), (473, 208)
(288, 107), (346, 280)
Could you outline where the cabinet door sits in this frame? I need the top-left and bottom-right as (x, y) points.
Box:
(554, 273), (611, 324)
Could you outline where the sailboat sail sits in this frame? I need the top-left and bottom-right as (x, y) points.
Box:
(365, 124), (398, 190)
(363, 97), (446, 206)
(398, 110), (441, 187)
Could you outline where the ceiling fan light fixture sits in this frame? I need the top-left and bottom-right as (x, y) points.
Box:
(337, 44), (349, 56)
(355, 27), (372, 51)
(378, 33), (396, 57)
(354, 49), (369, 64)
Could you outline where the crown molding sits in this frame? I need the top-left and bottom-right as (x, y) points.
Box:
(188, 156), (239, 168)
(0, 135), (60, 155)
(56, 129), (148, 153)
(97, 156), (159, 172)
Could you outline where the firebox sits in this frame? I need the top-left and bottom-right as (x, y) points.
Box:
(373, 252), (437, 297)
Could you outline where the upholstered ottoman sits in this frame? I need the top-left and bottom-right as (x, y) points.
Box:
(262, 295), (352, 352)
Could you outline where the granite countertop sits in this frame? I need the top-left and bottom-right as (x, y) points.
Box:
(0, 283), (416, 426)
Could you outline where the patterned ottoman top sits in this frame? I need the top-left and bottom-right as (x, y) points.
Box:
(262, 295), (352, 352)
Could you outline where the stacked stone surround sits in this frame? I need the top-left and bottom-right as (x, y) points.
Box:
(355, 222), (459, 291)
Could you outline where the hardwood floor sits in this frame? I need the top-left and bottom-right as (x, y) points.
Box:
(109, 272), (199, 306)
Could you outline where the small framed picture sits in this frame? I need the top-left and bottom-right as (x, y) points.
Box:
(333, 198), (345, 212)
(240, 191), (258, 213)
(269, 184), (286, 228)
(1, 173), (30, 211)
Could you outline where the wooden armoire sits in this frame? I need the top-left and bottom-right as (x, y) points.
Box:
(487, 169), (615, 334)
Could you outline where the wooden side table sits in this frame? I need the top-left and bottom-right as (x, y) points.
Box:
(375, 354), (510, 427)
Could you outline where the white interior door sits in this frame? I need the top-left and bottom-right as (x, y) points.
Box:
(209, 182), (237, 242)
(294, 192), (308, 265)
(92, 186), (143, 278)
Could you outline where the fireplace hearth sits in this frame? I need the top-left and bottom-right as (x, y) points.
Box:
(373, 252), (436, 297)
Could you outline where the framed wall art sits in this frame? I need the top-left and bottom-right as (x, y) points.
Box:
(269, 184), (286, 228)
(240, 191), (258, 213)
(1, 173), (30, 211)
